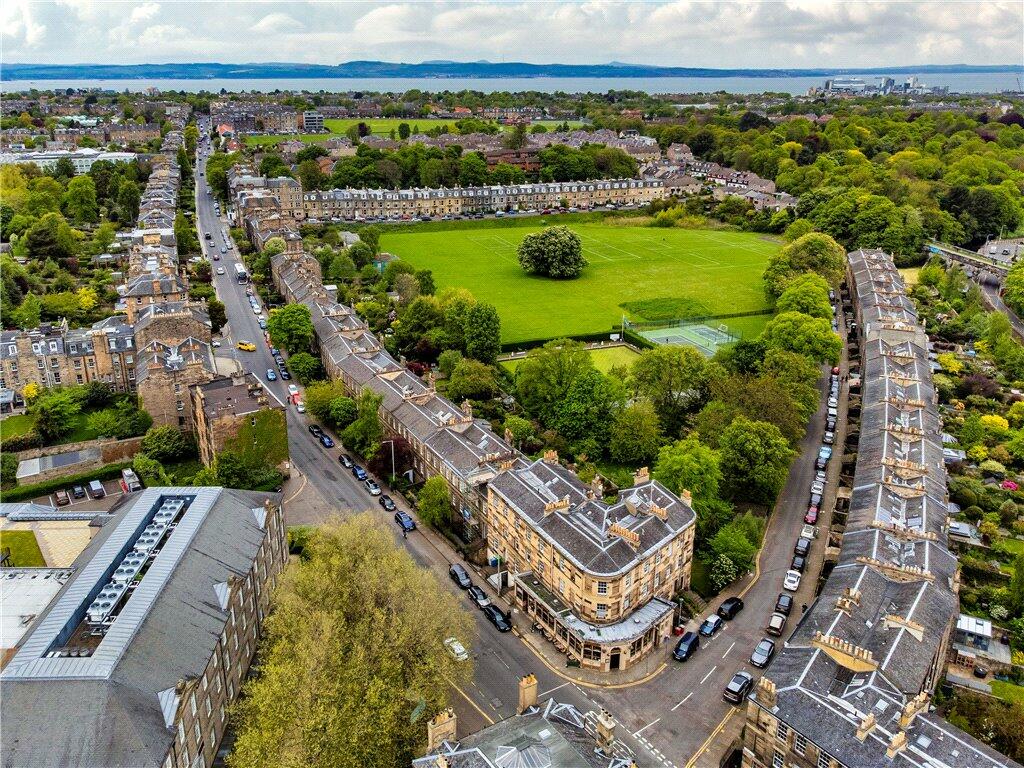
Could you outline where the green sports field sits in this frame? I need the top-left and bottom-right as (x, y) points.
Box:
(244, 118), (584, 146)
(381, 223), (777, 343)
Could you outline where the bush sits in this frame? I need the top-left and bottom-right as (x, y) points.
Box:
(1, 452), (18, 488)
(0, 431), (43, 452)
(141, 425), (195, 463)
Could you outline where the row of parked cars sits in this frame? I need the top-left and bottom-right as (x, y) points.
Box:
(449, 563), (512, 633)
(54, 480), (107, 506)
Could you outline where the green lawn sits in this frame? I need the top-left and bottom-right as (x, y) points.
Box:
(998, 537), (1024, 555)
(0, 414), (35, 440)
(244, 118), (584, 146)
(503, 344), (641, 375)
(0, 529), (46, 567)
(991, 680), (1024, 704)
(382, 223), (777, 343)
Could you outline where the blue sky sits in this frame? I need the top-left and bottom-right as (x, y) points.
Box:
(3, 1), (1022, 68)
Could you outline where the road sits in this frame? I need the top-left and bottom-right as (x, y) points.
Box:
(193, 123), (848, 767)
(980, 281), (1024, 341)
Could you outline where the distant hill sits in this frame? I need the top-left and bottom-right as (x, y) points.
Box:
(3, 60), (1021, 81)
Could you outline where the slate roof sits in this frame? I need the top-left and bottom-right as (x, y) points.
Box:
(750, 249), (1020, 768)
(0, 487), (276, 768)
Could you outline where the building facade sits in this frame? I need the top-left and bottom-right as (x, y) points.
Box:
(190, 373), (285, 467)
(136, 338), (218, 430)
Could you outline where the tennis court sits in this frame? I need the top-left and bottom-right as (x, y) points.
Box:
(637, 322), (739, 357)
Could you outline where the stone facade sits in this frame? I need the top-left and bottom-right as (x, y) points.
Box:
(190, 374), (285, 467)
(136, 338), (217, 430)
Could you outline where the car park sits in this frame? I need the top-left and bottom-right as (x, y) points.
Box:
(766, 612), (788, 636)
(699, 614), (724, 637)
(784, 569), (802, 591)
(339, 454), (354, 468)
(266, 368), (277, 381)
(308, 424), (323, 437)
(723, 671), (754, 704)
(467, 585), (492, 609)
(319, 434), (335, 448)
(444, 637), (469, 661)
(352, 465), (367, 481)
(364, 478), (381, 496)
(379, 495), (396, 511)
(449, 564), (472, 589)
(482, 605), (512, 632)
(794, 537), (811, 557)
(672, 631), (700, 661)
(395, 511), (416, 532)
(717, 597), (744, 620)
(775, 593), (794, 615)
(791, 555), (806, 572)
(55, 489), (71, 506)
(750, 638), (776, 668)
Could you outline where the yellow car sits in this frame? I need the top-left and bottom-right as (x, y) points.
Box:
(236, 341), (256, 352)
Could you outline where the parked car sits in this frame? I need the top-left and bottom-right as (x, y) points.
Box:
(723, 671), (754, 704)
(818, 446), (833, 460)
(266, 368), (277, 381)
(339, 454), (354, 468)
(288, 384), (299, 396)
(280, 370), (291, 380)
(295, 400), (305, 413)
(775, 593), (794, 615)
(449, 563), (472, 589)
(699, 614), (724, 637)
(482, 604), (512, 632)
(831, 366), (840, 375)
(672, 631), (700, 662)
(783, 569), (802, 591)
(750, 638), (776, 668)
(791, 555), (807, 572)
(809, 492), (822, 508)
(717, 597), (744, 620)
(88, 480), (106, 499)
(804, 507), (819, 525)
(794, 537), (811, 557)
(766, 612), (788, 636)
(810, 480), (825, 496)
(352, 465), (367, 481)
(308, 424), (323, 437)
(54, 489), (71, 506)
(800, 524), (817, 540)
(318, 434), (335, 448)
(827, 406), (838, 418)
(395, 511), (416, 532)
(364, 478), (381, 496)
(814, 470), (827, 484)
(826, 417), (837, 431)
(379, 494), (397, 511)
(467, 585), (492, 609)
(71, 485), (87, 500)
(815, 456), (829, 471)
(827, 396), (838, 409)
(823, 430), (835, 445)
(444, 637), (469, 661)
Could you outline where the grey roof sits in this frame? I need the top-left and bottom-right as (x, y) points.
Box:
(1, 487), (276, 768)
(751, 249), (1020, 768)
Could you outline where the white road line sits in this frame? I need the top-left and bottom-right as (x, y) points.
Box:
(632, 718), (661, 738)
(254, 376), (287, 408)
(540, 682), (571, 697)
(699, 665), (718, 685)
(722, 641), (736, 658)
(671, 692), (693, 711)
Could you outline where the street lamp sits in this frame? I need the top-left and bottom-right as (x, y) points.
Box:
(380, 439), (397, 483)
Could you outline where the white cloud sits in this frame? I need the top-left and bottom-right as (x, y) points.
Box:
(0, 0), (1020, 68)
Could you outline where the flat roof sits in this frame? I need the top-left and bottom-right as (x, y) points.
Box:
(0, 569), (73, 652)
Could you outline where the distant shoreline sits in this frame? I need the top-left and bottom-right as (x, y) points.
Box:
(4, 61), (1022, 82)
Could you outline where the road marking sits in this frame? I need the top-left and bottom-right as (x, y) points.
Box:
(283, 473), (307, 505)
(446, 678), (495, 726)
(722, 641), (736, 658)
(632, 718), (661, 738)
(699, 665), (717, 685)
(684, 708), (737, 768)
(671, 692), (693, 711)
(540, 681), (571, 697)
(254, 375), (287, 407)
(492, 650), (512, 671)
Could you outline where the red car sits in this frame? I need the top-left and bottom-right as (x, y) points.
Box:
(804, 507), (819, 525)
(831, 366), (841, 375)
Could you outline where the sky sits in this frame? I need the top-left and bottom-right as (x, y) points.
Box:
(2, 0), (1022, 69)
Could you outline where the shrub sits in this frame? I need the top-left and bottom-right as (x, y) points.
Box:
(0, 431), (43, 452)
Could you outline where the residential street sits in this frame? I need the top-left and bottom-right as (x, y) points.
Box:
(195, 125), (848, 767)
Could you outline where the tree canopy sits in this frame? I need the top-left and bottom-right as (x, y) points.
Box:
(517, 226), (588, 279)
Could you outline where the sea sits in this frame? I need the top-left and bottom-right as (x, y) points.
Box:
(1, 72), (1020, 96)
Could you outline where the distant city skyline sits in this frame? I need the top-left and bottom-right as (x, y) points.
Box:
(2, 0), (1022, 69)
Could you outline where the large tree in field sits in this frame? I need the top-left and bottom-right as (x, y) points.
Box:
(228, 516), (474, 768)
(517, 225), (587, 279)
(762, 232), (846, 298)
(266, 303), (315, 353)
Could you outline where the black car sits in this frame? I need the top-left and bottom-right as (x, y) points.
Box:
(672, 631), (700, 661)
(71, 485), (87, 500)
(791, 555), (806, 572)
(467, 585), (491, 609)
(339, 454), (354, 468)
(794, 537), (811, 557)
(717, 597), (745, 620)
(482, 604), (512, 632)
(280, 370), (291, 380)
(723, 671), (754, 704)
(379, 495), (397, 511)
(750, 638), (776, 668)
(308, 424), (323, 437)
(775, 593), (794, 615)
(449, 563), (472, 589)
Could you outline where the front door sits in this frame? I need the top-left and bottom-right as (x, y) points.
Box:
(609, 649), (621, 670)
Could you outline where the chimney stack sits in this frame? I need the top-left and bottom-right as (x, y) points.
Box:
(426, 708), (457, 752)
(855, 712), (876, 741)
(633, 466), (650, 486)
(518, 674), (538, 713)
(595, 709), (617, 756)
(542, 449), (559, 464)
(755, 676), (777, 709)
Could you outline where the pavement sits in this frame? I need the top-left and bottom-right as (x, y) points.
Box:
(193, 124), (853, 767)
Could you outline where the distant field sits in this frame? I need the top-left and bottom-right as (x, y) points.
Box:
(243, 118), (583, 146)
(382, 222), (776, 343)
(502, 344), (641, 374)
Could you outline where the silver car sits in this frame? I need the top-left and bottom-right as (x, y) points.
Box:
(750, 638), (776, 668)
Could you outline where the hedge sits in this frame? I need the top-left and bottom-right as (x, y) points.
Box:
(0, 462), (132, 504)
(1, 431), (43, 452)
